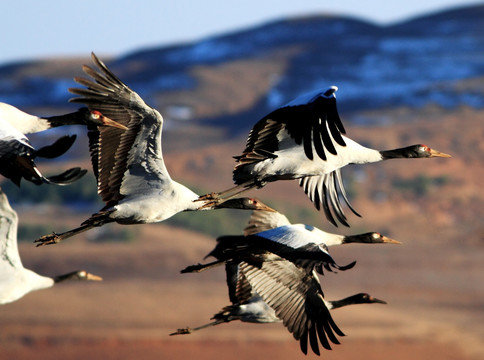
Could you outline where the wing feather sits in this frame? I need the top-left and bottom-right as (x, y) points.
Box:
(69, 52), (165, 206)
(233, 88), (347, 185)
(240, 261), (344, 356)
(298, 168), (361, 227)
(243, 210), (291, 236)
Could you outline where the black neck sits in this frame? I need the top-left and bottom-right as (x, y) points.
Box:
(329, 294), (367, 309)
(46, 108), (88, 127)
(380, 144), (422, 159)
(53, 271), (81, 283)
(343, 233), (374, 244)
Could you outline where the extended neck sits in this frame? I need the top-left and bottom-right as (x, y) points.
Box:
(327, 293), (387, 310)
(210, 198), (276, 212)
(46, 109), (87, 128)
(53, 270), (83, 283)
(53, 270), (102, 283)
(342, 232), (401, 245)
(342, 233), (377, 244)
(380, 145), (421, 159)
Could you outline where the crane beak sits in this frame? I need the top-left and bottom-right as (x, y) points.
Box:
(369, 296), (387, 304)
(381, 235), (402, 245)
(101, 115), (128, 130)
(85, 272), (103, 281)
(256, 201), (277, 212)
(430, 149), (451, 158)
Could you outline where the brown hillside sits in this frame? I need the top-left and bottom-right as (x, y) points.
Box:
(1, 100), (483, 360)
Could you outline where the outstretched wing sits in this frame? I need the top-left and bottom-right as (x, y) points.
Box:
(234, 87), (346, 171)
(69, 53), (168, 207)
(225, 262), (255, 305)
(240, 261), (345, 355)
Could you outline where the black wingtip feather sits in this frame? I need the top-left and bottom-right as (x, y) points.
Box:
(315, 322), (331, 351)
(313, 185), (321, 212)
(322, 321), (340, 346)
(303, 127), (313, 160)
(309, 325), (321, 355)
(335, 260), (357, 271)
(35, 135), (77, 159)
(319, 117), (338, 156)
(44, 167), (87, 185)
(328, 315), (346, 337)
(300, 331), (308, 355)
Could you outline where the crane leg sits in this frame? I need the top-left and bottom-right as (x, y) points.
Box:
(34, 223), (95, 246)
(169, 319), (226, 336)
(180, 260), (225, 273)
(34, 210), (113, 246)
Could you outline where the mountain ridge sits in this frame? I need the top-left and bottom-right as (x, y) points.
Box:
(0, 4), (483, 133)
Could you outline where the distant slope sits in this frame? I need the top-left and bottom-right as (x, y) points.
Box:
(0, 4), (483, 133)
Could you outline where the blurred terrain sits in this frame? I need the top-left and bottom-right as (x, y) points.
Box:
(1, 4), (483, 360)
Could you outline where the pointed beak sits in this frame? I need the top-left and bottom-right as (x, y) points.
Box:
(430, 149), (451, 158)
(258, 203), (277, 212)
(369, 296), (387, 304)
(85, 272), (103, 281)
(101, 115), (128, 130)
(381, 235), (402, 245)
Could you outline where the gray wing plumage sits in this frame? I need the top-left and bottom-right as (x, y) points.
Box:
(225, 262), (254, 305)
(239, 261), (344, 355)
(243, 210), (291, 236)
(69, 52), (167, 207)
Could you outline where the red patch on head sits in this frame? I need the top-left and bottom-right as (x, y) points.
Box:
(91, 110), (102, 116)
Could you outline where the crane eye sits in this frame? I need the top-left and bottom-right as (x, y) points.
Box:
(91, 111), (101, 119)
(420, 144), (431, 153)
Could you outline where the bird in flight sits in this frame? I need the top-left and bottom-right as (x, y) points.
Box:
(35, 53), (275, 246)
(0, 187), (102, 305)
(200, 86), (451, 226)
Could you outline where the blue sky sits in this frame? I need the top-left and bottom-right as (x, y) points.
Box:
(1, 0), (481, 65)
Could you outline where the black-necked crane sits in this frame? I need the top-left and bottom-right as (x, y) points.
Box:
(201, 86), (451, 226)
(172, 261), (385, 344)
(34, 53), (275, 246)
(239, 260), (387, 355)
(181, 209), (399, 275)
(179, 210), (396, 354)
(0, 188), (102, 305)
(180, 219), (389, 355)
(0, 102), (126, 187)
